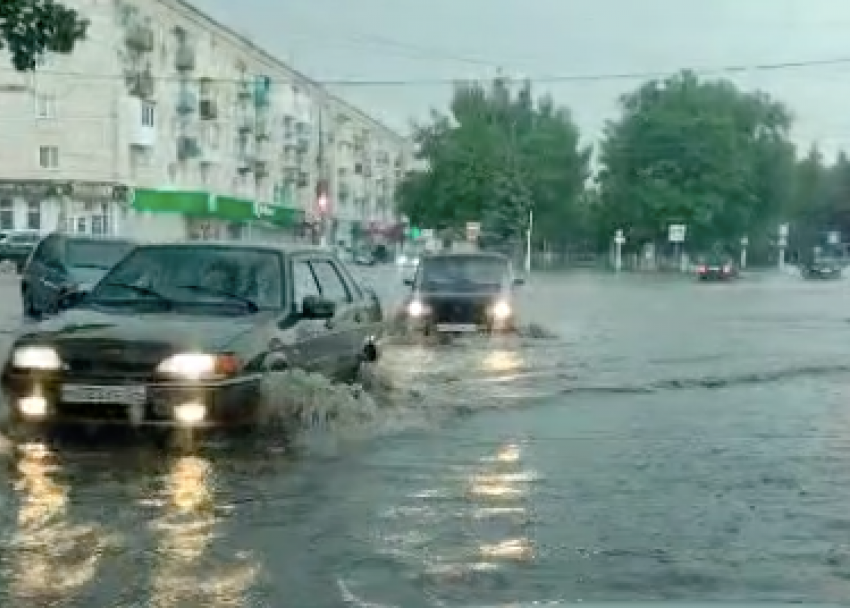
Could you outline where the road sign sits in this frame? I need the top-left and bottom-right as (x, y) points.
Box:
(668, 224), (686, 243)
(614, 229), (625, 245)
(828, 231), (841, 245)
(466, 222), (480, 242)
(778, 223), (789, 238)
(741, 236), (748, 246)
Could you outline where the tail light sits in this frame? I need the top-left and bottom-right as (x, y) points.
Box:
(697, 265), (707, 273)
(723, 265), (731, 274)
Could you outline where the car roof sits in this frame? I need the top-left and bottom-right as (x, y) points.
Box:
(130, 240), (332, 258)
(52, 233), (135, 245)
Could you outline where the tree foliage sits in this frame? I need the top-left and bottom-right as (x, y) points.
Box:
(0, 0), (88, 71)
(596, 70), (795, 252)
(397, 78), (590, 250)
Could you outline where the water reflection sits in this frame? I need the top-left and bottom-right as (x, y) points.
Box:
(149, 455), (257, 607)
(5, 442), (109, 603)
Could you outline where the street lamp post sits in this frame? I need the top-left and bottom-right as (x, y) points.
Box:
(524, 207), (533, 275)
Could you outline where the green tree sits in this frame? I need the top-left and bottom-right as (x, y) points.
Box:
(396, 78), (589, 251)
(597, 70), (794, 254)
(0, 0), (88, 71)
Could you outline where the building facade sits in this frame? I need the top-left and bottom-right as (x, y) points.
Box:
(0, 0), (409, 246)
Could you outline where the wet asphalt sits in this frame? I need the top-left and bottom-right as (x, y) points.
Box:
(1, 268), (850, 606)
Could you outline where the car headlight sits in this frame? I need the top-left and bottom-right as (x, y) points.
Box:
(408, 300), (427, 317)
(156, 352), (238, 380)
(12, 346), (61, 370)
(490, 301), (512, 320)
(397, 255), (408, 265)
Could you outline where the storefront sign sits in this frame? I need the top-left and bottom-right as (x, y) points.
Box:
(0, 180), (126, 202)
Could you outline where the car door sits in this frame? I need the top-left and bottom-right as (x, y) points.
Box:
(290, 257), (333, 374)
(35, 235), (66, 313)
(308, 257), (361, 376)
(333, 258), (379, 349)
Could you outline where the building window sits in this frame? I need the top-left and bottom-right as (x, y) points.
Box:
(0, 199), (12, 230)
(38, 146), (59, 169)
(92, 216), (104, 235)
(76, 217), (86, 234)
(26, 202), (40, 230)
(141, 102), (155, 127)
(35, 94), (56, 118)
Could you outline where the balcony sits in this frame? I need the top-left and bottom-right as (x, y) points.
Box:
(253, 76), (271, 107)
(254, 159), (270, 178)
(125, 22), (154, 52)
(177, 136), (200, 161)
(237, 79), (252, 100)
(255, 115), (271, 140)
(175, 43), (195, 72)
(199, 99), (217, 120)
(125, 97), (156, 147)
(176, 90), (196, 115)
(126, 70), (154, 99)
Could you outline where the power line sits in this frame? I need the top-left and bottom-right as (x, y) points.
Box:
(7, 55), (850, 88)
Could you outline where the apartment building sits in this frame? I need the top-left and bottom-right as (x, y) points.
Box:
(0, 0), (409, 245)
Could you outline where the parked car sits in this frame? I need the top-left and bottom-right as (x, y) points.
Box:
(1, 242), (383, 437)
(396, 251), (523, 334)
(0, 231), (41, 272)
(696, 255), (739, 281)
(802, 258), (843, 280)
(21, 233), (136, 317)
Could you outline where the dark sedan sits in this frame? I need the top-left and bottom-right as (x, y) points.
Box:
(802, 259), (842, 280)
(1, 242), (383, 436)
(396, 251), (523, 335)
(696, 256), (738, 281)
(22, 232), (135, 317)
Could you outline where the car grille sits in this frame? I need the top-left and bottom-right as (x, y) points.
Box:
(56, 340), (173, 380)
(429, 298), (492, 323)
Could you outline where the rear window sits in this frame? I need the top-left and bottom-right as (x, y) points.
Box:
(66, 239), (133, 269)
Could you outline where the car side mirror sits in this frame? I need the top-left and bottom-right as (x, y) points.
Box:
(58, 289), (86, 311)
(513, 277), (525, 287)
(403, 278), (413, 286)
(302, 295), (335, 319)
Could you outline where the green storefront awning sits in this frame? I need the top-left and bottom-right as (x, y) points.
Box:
(133, 189), (209, 216)
(133, 188), (303, 226)
(213, 196), (254, 222)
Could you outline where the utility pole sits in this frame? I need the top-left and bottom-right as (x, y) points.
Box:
(315, 106), (329, 247)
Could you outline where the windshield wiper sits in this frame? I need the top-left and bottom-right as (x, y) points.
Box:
(176, 285), (259, 312)
(97, 281), (173, 305)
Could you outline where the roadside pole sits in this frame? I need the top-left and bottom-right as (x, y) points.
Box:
(740, 235), (748, 269)
(524, 207), (533, 275)
(614, 229), (625, 272)
(668, 224), (686, 271)
(778, 223), (789, 272)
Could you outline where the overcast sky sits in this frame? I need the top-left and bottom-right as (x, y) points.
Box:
(191, 0), (850, 158)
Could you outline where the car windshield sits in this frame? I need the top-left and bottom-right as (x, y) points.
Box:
(418, 255), (509, 288)
(66, 239), (133, 269)
(89, 246), (283, 309)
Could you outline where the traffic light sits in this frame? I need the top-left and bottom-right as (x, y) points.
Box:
(410, 227), (421, 238)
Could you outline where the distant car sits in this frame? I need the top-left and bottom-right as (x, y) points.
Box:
(696, 256), (738, 281)
(396, 252), (420, 269)
(21, 233), (135, 318)
(353, 251), (375, 266)
(1, 242), (383, 437)
(0, 231), (41, 273)
(396, 251), (523, 334)
(802, 259), (842, 280)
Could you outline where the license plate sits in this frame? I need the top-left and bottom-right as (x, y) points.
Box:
(436, 323), (478, 332)
(60, 384), (146, 406)
(708, 266), (720, 271)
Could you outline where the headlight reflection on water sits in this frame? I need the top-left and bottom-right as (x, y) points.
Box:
(6, 443), (111, 603)
(149, 455), (258, 607)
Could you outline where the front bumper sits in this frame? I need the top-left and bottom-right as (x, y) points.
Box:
(1, 371), (262, 430)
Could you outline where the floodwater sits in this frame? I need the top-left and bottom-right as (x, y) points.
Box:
(2, 269), (850, 606)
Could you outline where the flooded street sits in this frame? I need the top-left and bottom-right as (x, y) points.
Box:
(2, 269), (850, 606)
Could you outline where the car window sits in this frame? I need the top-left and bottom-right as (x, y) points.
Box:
(310, 260), (351, 302)
(418, 256), (509, 288)
(91, 246), (284, 309)
(66, 239), (133, 269)
(35, 235), (61, 266)
(292, 260), (321, 310)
